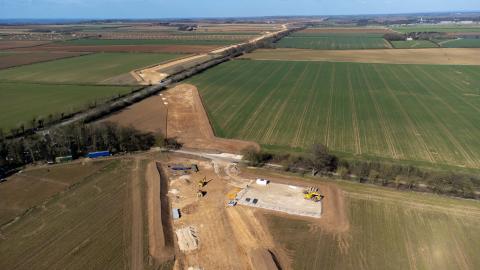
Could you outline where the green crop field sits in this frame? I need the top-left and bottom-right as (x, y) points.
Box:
(0, 82), (133, 130)
(437, 38), (480, 48)
(63, 38), (238, 46)
(265, 180), (480, 270)
(277, 33), (391, 50)
(392, 25), (480, 33)
(0, 52), (179, 84)
(391, 40), (439, 48)
(188, 60), (480, 168)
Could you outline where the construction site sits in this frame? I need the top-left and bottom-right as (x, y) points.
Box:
(157, 151), (334, 270)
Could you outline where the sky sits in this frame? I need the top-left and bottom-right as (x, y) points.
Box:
(0, 0), (479, 19)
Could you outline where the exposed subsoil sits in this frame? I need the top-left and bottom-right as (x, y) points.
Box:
(101, 84), (260, 154)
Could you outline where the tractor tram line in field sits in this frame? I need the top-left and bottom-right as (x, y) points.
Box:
(222, 62), (287, 134)
(292, 63), (323, 147)
(371, 64), (435, 163)
(347, 65), (362, 155)
(386, 66), (461, 165)
(397, 66), (476, 166)
(324, 64), (336, 148)
(266, 63), (311, 143)
(189, 58), (480, 168)
(400, 66), (479, 167)
(240, 63), (297, 140)
(210, 62), (272, 116)
(267, 65), (311, 146)
(359, 65), (400, 159)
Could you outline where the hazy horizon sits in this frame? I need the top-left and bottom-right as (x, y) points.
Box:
(1, 0), (479, 19)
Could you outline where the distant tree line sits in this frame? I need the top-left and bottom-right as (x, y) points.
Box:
(242, 144), (480, 200)
(0, 122), (157, 178)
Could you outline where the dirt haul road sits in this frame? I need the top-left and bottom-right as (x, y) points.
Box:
(162, 151), (350, 269)
(146, 161), (174, 265)
(101, 84), (259, 154)
(133, 25), (290, 84)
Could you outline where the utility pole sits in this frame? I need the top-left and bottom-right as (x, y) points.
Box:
(164, 102), (168, 141)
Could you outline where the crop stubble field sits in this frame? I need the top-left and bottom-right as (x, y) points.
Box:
(0, 160), (141, 270)
(188, 60), (480, 168)
(265, 180), (480, 270)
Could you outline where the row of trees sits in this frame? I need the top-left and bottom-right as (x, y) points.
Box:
(242, 144), (479, 199)
(6, 89), (141, 138)
(0, 122), (157, 177)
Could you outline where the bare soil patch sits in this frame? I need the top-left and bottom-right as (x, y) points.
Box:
(14, 44), (217, 54)
(145, 161), (174, 265)
(99, 95), (167, 134)
(0, 40), (51, 50)
(134, 55), (210, 84)
(102, 84), (259, 154)
(240, 169), (349, 234)
(243, 48), (480, 65)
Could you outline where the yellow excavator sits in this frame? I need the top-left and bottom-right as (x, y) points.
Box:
(198, 177), (207, 188)
(303, 187), (323, 202)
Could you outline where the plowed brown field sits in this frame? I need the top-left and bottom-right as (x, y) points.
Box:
(0, 52), (88, 69)
(0, 40), (51, 50)
(13, 44), (217, 53)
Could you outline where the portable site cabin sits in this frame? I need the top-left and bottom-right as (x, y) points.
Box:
(256, 178), (270, 186)
(55, 155), (73, 163)
(172, 208), (181, 220)
(87, 151), (111, 159)
(169, 164), (199, 173)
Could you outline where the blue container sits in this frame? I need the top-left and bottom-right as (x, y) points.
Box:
(87, 151), (111, 159)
